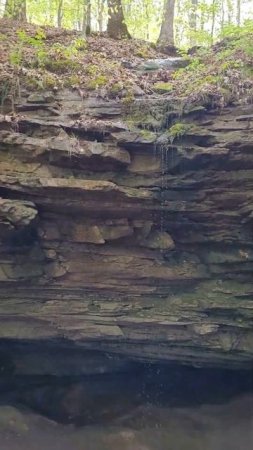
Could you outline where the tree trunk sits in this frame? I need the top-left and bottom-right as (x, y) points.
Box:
(157, 0), (176, 50)
(189, 0), (198, 46)
(107, 0), (130, 39)
(144, 1), (150, 41)
(86, 0), (91, 35)
(82, 0), (91, 36)
(189, 0), (198, 32)
(211, 0), (217, 44)
(227, 0), (233, 24)
(175, 0), (182, 45)
(4, 0), (27, 21)
(57, 0), (64, 28)
(236, 0), (241, 26)
(221, 0), (225, 28)
(97, 0), (105, 32)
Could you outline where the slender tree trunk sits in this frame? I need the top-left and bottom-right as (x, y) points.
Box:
(189, 0), (198, 46)
(4, 0), (27, 21)
(82, 0), (91, 35)
(97, 0), (105, 32)
(86, 0), (91, 35)
(4, 0), (11, 16)
(211, 0), (217, 44)
(175, 0), (182, 45)
(189, 0), (198, 32)
(144, 1), (150, 41)
(221, 0), (225, 28)
(107, 0), (130, 39)
(57, 0), (64, 27)
(236, 0), (241, 26)
(227, 0), (233, 24)
(157, 0), (176, 50)
(200, 7), (205, 31)
(76, 0), (81, 31)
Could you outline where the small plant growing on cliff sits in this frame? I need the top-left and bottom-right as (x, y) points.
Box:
(42, 42), (83, 73)
(0, 79), (12, 112)
(9, 28), (46, 68)
(153, 82), (173, 93)
(133, 44), (150, 58)
(86, 75), (108, 90)
(167, 123), (193, 142)
(139, 129), (157, 140)
(9, 30), (86, 75)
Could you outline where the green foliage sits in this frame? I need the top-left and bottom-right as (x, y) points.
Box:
(41, 73), (59, 89)
(139, 129), (156, 140)
(220, 20), (253, 39)
(9, 49), (22, 67)
(43, 42), (83, 73)
(8, 28), (85, 74)
(86, 75), (108, 90)
(153, 82), (173, 93)
(167, 20), (253, 109)
(125, 105), (164, 131)
(218, 21), (253, 59)
(167, 123), (193, 142)
(0, 32), (8, 41)
(72, 37), (87, 51)
(220, 60), (242, 72)
(63, 74), (81, 87)
(86, 64), (100, 76)
(9, 28), (46, 68)
(121, 90), (135, 105)
(133, 44), (151, 58)
(0, 80), (11, 112)
(108, 82), (123, 95)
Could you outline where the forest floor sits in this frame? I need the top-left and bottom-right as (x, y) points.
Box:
(0, 18), (253, 111)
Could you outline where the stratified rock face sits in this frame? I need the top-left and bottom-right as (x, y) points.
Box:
(0, 90), (253, 370)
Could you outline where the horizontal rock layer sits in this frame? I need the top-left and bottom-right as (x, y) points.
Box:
(0, 90), (253, 370)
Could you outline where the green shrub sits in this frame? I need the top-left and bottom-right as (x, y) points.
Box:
(167, 123), (193, 142)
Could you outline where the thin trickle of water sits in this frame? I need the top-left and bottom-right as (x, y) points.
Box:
(157, 143), (179, 233)
(159, 143), (168, 233)
(171, 146), (174, 169)
(152, 141), (158, 161)
(165, 147), (169, 190)
(152, 133), (178, 233)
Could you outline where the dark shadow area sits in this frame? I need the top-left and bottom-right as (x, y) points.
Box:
(0, 341), (252, 426)
(0, 341), (252, 450)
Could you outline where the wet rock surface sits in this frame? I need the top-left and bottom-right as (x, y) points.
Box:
(136, 57), (189, 71)
(0, 89), (253, 370)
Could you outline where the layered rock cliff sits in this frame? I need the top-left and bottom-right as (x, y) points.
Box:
(0, 84), (252, 372)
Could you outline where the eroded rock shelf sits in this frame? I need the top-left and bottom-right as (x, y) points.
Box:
(0, 89), (253, 371)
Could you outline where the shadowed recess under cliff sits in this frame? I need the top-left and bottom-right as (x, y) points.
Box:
(0, 344), (252, 450)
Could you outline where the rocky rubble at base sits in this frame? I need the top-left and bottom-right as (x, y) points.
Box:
(0, 392), (252, 450)
(0, 85), (253, 371)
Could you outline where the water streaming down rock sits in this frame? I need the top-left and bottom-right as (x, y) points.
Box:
(158, 143), (178, 232)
